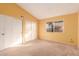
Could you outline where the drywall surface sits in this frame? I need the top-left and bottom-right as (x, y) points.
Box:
(38, 13), (78, 46)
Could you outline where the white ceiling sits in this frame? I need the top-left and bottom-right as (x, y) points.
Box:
(17, 3), (79, 20)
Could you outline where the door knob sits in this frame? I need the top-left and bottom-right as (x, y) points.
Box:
(1, 33), (5, 36)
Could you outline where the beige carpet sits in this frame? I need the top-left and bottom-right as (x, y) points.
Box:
(0, 40), (79, 56)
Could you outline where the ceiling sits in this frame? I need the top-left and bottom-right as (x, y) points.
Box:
(17, 3), (79, 20)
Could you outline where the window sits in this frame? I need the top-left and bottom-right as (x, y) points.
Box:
(46, 20), (64, 32)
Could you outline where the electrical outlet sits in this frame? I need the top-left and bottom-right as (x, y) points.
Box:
(70, 39), (74, 43)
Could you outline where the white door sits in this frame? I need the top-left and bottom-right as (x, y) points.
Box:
(25, 21), (32, 41)
(0, 15), (5, 50)
(4, 15), (22, 48)
(25, 21), (37, 42)
(0, 15), (22, 50)
(31, 22), (37, 40)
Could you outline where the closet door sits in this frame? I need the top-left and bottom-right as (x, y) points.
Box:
(11, 18), (22, 46)
(0, 15), (5, 50)
(25, 21), (37, 42)
(4, 15), (13, 48)
(0, 15), (22, 50)
(31, 22), (37, 40)
(25, 21), (32, 41)
(4, 16), (22, 48)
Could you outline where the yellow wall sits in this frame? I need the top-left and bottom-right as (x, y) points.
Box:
(78, 13), (79, 48)
(38, 13), (78, 46)
(0, 3), (78, 47)
(0, 3), (38, 43)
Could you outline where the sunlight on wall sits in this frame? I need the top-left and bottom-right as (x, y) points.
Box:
(24, 21), (37, 42)
(31, 22), (37, 40)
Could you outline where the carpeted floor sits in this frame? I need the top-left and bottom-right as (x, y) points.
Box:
(0, 40), (79, 56)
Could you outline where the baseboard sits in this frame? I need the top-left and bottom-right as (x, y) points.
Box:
(40, 39), (78, 49)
